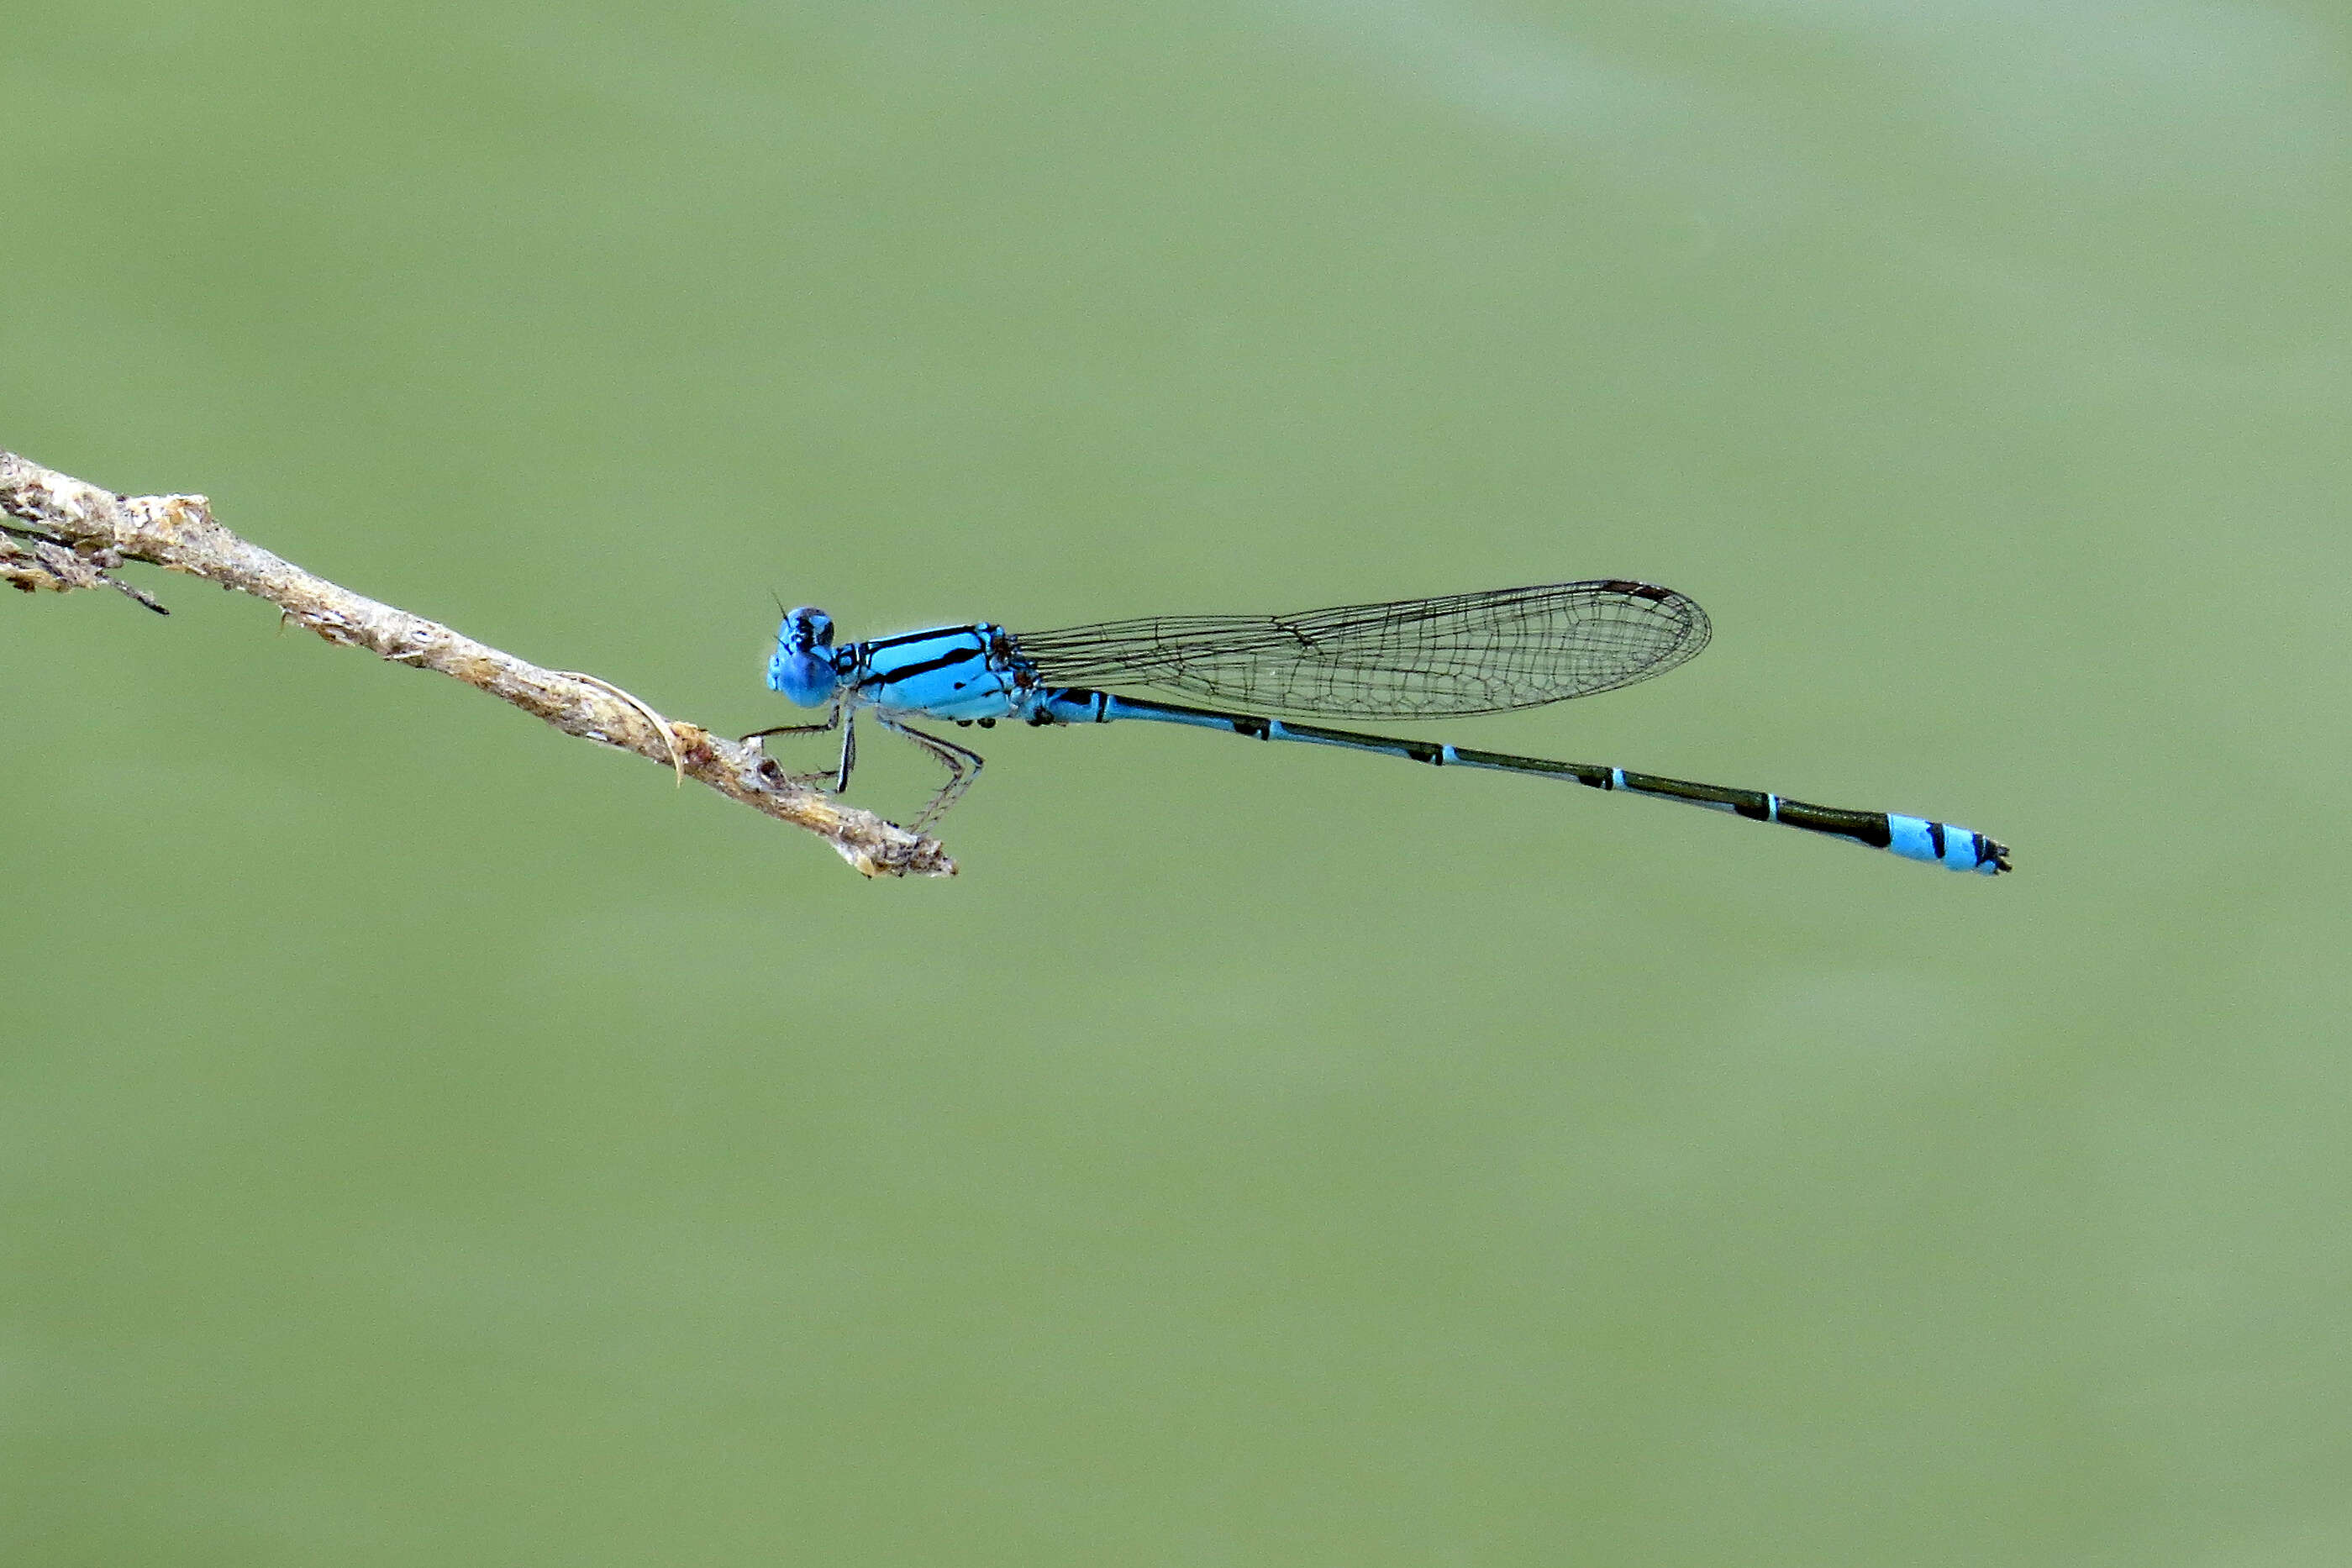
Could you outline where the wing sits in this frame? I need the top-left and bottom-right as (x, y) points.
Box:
(1010, 581), (1711, 718)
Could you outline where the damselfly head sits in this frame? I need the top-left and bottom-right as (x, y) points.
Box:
(768, 606), (840, 706)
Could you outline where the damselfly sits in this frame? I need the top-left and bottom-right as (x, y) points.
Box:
(748, 581), (2010, 873)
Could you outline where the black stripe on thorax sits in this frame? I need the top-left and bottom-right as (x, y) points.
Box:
(863, 625), (983, 652)
(867, 644), (983, 685)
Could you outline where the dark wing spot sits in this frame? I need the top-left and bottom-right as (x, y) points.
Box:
(1598, 580), (1676, 601)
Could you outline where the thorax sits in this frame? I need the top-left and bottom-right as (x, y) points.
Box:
(847, 623), (1035, 721)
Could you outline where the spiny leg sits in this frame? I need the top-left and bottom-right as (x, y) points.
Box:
(741, 698), (856, 792)
(876, 715), (986, 829)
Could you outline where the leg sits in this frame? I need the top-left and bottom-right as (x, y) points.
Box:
(876, 716), (987, 829)
(740, 697), (840, 745)
(743, 699), (856, 792)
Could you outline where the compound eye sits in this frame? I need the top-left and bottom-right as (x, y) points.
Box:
(784, 606), (834, 650)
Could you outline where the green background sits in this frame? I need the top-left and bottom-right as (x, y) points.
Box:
(8, 2), (2349, 1563)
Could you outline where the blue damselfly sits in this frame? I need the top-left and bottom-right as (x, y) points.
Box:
(747, 581), (2009, 874)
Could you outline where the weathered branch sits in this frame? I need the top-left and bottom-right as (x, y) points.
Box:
(1, 450), (954, 877)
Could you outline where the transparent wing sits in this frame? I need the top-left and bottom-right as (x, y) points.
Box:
(1010, 581), (1711, 718)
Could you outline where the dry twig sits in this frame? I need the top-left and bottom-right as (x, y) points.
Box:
(1, 450), (954, 877)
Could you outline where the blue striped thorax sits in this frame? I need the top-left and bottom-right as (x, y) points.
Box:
(850, 622), (1036, 722)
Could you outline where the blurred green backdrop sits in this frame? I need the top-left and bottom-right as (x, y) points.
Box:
(7, 2), (2349, 1564)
